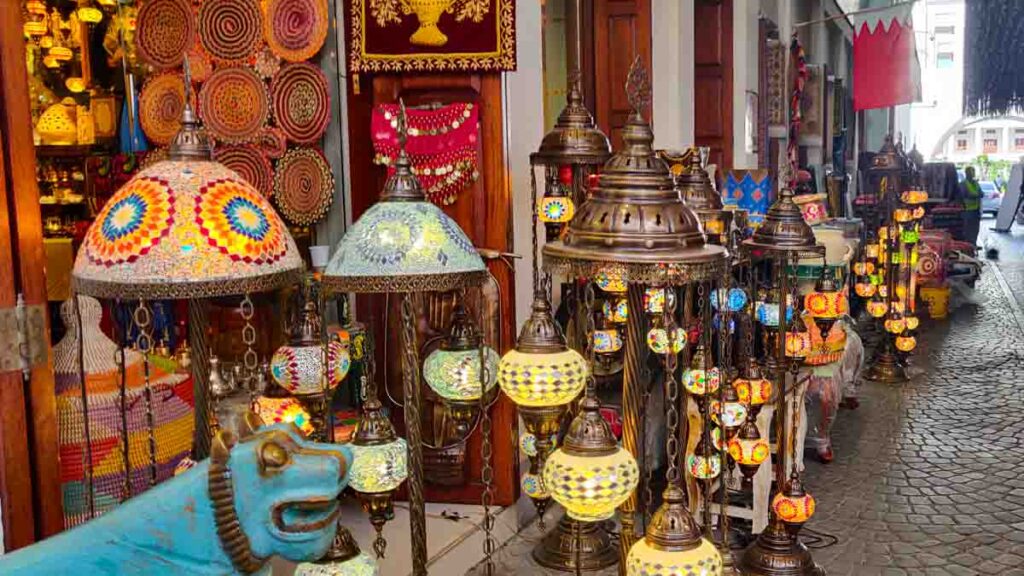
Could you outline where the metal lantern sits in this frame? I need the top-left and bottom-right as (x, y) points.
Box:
(670, 149), (733, 246)
(626, 485), (723, 576)
(738, 185), (826, 576)
(348, 398), (408, 559)
(543, 58), (729, 563)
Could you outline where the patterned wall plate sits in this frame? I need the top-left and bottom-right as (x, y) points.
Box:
(199, 67), (269, 143)
(197, 0), (263, 64)
(139, 73), (196, 146)
(136, 0), (194, 69)
(263, 0), (329, 62)
(273, 147), (335, 226)
(253, 46), (281, 79)
(258, 127), (288, 159)
(186, 38), (213, 83)
(213, 144), (274, 197)
(271, 62), (330, 144)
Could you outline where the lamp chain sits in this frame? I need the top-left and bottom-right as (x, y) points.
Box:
(718, 275), (734, 555)
(697, 281), (714, 536)
(478, 294), (496, 575)
(240, 294), (258, 411)
(133, 300), (158, 486)
(663, 286), (681, 486)
(583, 282), (596, 398)
(530, 165), (540, 296)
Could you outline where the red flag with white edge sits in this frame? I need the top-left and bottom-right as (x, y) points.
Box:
(853, 3), (922, 111)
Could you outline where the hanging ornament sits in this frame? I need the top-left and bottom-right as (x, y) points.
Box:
(372, 103), (480, 206)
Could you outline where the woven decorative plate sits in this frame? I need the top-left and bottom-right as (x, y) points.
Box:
(186, 39), (213, 83)
(136, 0), (194, 69)
(214, 144), (274, 197)
(271, 63), (330, 144)
(263, 0), (328, 62)
(139, 73), (196, 146)
(199, 67), (269, 143)
(198, 0), (263, 64)
(253, 46), (281, 79)
(273, 147), (334, 226)
(258, 127), (288, 159)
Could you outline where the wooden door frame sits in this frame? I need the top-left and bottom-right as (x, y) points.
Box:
(0, 0), (64, 549)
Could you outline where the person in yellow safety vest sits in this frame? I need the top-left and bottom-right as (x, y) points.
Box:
(961, 166), (982, 246)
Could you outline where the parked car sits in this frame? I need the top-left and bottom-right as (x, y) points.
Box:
(980, 180), (1003, 215)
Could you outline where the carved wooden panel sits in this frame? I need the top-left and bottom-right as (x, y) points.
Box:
(593, 0), (652, 148)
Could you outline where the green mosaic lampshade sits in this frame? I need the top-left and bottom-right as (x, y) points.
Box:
(423, 347), (500, 402)
(321, 106), (485, 295)
(348, 438), (409, 494)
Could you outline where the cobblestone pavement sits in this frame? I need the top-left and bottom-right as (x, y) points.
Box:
(472, 231), (1024, 575)
(803, 262), (1024, 576)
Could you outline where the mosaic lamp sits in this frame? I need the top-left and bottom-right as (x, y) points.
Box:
(423, 302), (500, 437)
(72, 62), (302, 300)
(497, 295), (588, 409)
(348, 397), (408, 558)
(271, 300), (351, 397)
(686, 435), (721, 480)
(72, 59), (303, 463)
(498, 293), (588, 524)
(733, 362), (773, 417)
(543, 396), (639, 522)
(728, 419), (770, 483)
(683, 346), (721, 396)
(771, 473), (816, 536)
(804, 266), (847, 337)
(294, 523), (379, 576)
(626, 484), (723, 576)
(321, 101), (487, 576)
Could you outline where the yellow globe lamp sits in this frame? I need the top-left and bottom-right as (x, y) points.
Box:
(626, 485), (723, 576)
(497, 296), (588, 408)
(543, 396), (639, 522)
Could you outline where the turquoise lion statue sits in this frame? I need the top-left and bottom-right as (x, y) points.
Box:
(0, 415), (353, 575)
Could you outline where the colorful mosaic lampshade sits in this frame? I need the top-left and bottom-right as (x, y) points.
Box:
(711, 287), (749, 312)
(72, 70), (302, 299)
(347, 400), (408, 495)
(538, 168), (576, 224)
(543, 397), (639, 522)
(255, 394), (314, 436)
(895, 334), (917, 352)
(734, 367), (773, 409)
(423, 304), (499, 402)
(270, 301), (351, 397)
(602, 298), (629, 323)
(683, 347), (720, 396)
(626, 485), (723, 576)
(647, 326), (686, 355)
(593, 329), (624, 354)
(686, 437), (721, 480)
(322, 103), (485, 295)
(294, 525), (380, 576)
(497, 296), (587, 408)
(772, 477), (816, 526)
(729, 420), (769, 481)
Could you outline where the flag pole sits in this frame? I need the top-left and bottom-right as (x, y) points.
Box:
(793, 0), (918, 29)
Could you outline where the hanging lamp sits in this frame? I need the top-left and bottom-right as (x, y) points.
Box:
(321, 101), (487, 576)
(423, 302), (500, 437)
(543, 395), (639, 522)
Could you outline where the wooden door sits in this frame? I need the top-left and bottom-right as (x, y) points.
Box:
(0, 0), (64, 549)
(346, 73), (517, 506)
(592, 0), (652, 149)
(695, 0), (734, 170)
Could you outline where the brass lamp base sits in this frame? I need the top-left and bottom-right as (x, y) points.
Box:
(739, 522), (825, 576)
(864, 349), (908, 383)
(533, 514), (618, 572)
